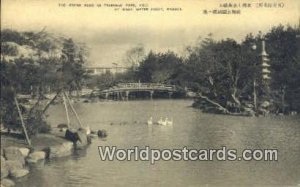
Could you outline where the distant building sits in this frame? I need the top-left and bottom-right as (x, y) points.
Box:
(84, 66), (130, 75)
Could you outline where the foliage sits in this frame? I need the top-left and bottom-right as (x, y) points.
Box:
(26, 110), (51, 136)
(0, 28), (88, 136)
(265, 25), (300, 112)
(60, 38), (88, 93)
(127, 25), (300, 113)
(124, 44), (145, 68)
(96, 71), (115, 90)
(137, 51), (183, 84)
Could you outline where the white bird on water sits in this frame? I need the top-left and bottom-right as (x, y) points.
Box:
(147, 117), (153, 125)
(157, 117), (166, 126)
(165, 118), (173, 126)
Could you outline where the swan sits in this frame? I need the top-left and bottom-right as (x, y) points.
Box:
(158, 117), (167, 126)
(165, 118), (173, 126)
(147, 117), (153, 125)
(157, 117), (163, 125)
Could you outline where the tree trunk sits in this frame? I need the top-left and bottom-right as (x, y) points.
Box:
(281, 86), (286, 114)
(198, 93), (231, 114)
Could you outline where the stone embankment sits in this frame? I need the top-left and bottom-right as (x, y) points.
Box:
(0, 128), (93, 187)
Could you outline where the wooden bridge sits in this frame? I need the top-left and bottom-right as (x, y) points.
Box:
(91, 83), (176, 100)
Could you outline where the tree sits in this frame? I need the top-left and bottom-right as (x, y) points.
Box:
(137, 51), (183, 83)
(183, 35), (258, 113)
(96, 71), (115, 90)
(265, 25), (300, 112)
(124, 44), (145, 69)
(59, 38), (88, 95)
(0, 28), (89, 136)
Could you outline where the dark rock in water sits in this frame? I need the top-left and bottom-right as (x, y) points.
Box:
(1, 156), (9, 179)
(4, 147), (25, 166)
(57, 123), (68, 129)
(97, 130), (108, 138)
(65, 129), (79, 143)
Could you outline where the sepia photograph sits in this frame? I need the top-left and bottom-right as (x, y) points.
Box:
(1, 0), (300, 186)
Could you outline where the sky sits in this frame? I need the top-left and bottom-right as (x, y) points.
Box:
(2, 0), (299, 67)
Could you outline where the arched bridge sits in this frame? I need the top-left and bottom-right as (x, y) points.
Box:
(91, 83), (177, 100)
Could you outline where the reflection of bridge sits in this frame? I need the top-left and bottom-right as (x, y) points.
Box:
(92, 83), (176, 100)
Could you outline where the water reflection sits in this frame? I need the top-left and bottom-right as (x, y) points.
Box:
(17, 100), (300, 187)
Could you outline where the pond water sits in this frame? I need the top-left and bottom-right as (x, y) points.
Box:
(16, 100), (300, 187)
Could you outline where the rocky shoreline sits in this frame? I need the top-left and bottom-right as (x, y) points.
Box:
(0, 130), (93, 187)
(192, 96), (299, 117)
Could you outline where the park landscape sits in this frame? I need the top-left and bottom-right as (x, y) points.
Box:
(1, 4), (300, 185)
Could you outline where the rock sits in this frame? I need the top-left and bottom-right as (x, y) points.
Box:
(1, 156), (9, 179)
(77, 129), (88, 144)
(79, 126), (91, 135)
(75, 140), (84, 149)
(26, 151), (46, 163)
(97, 130), (107, 138)
(4, 147), (25, 166)
(57, 123), (68, 129)
(5, 160), (24, 172)
(18, 148), (30, 157)
(78, 128), (87, 135)
(60, 128), (67, 132)
(1, 178), (15, 187)
(47, 142), (73, 158)
(75, 129), (88, 149)
(1, 155), (5, 162)
(88, 134), (98, 139)
(10, 169), (29, 178)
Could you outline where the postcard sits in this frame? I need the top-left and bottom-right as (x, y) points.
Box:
(1, 0), (300, 186)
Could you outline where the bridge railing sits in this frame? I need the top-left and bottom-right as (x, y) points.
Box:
(96, 83), (176, 93)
